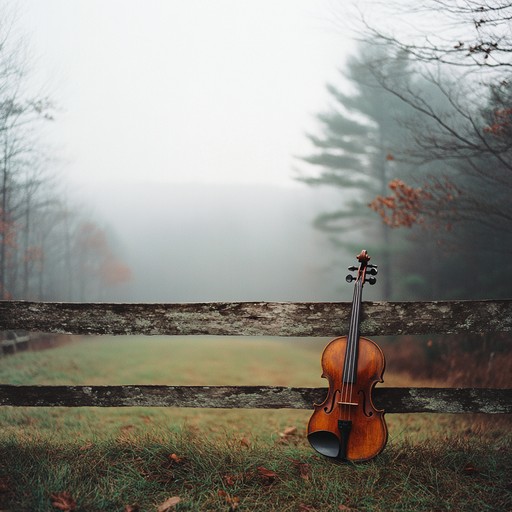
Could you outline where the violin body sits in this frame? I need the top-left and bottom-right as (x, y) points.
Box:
(307, 335), (387, 462)
(307, 250), (387, 462)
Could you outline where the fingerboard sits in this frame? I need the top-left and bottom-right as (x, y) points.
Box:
(342, 277), (363, 384)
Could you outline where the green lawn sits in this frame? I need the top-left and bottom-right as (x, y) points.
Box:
(0, 336), (510, 511)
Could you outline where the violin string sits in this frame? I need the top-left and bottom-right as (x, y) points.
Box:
(341, 275), (361, 422)
(346, 278), (361, 421)
(340, 279), (353, 421)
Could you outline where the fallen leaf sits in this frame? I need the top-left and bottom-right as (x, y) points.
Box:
(462, 463), (477, 475)
(293, 461), (311, 481)
(257, 466), (278, 484)
(339, 505), (353, 511)
(79, 442), (93, 451)
(229, 496), (240, 511)
(223, 474), (236, 486)
(282, 426), (297, 436)
(157, 496), (181, 512)
(217, 490), (239, 510)
(299, 504), (317, 512)
(124, 505), (139, 512)
(168, 453), (184, 464)
(50, 491), (76, 512)
(240, 436), (251, 448)
(277, 426), (300, 445)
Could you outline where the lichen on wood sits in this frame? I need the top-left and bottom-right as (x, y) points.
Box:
(0, 385), (510, 413)
(0, 299), (511, 336)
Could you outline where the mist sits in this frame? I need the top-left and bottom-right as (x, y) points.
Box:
(77, 181), (365, 303)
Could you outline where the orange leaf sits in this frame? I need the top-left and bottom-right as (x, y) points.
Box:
(282, 426), (297, 436)
(157, 496), (181, 511)
(257, 466), (278, 484)
(240, 436), (251, 448)
(223, 474), (236, 486)
(50, 491), (77, 511)
(169, 453), (184, 464)
(218, 490), (239, 510)
(124, 506), (139, 512)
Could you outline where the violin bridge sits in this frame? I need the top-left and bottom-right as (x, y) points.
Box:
(338, 401), (358, 406)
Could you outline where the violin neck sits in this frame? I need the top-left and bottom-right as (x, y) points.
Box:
(343, 278), (363, 384)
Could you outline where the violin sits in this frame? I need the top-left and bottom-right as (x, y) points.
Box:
(307, 250), (387, 462)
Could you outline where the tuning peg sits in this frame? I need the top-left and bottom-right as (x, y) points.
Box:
(346, 274), (355, 283)
(367, 267), (378, 276)
(365, 276), (377, 285)
(348, 266), (358, 271)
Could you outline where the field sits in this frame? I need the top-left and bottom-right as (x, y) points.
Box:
(0, 336), (511, 511)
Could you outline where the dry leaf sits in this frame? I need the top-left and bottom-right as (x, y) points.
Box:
(462, 463), (477, 475)
(157, 496), (181, 512)
(79, 442), (93, 451)
(229, 496), (240, 511)
(299, 504), (317, 512)
(124, 505), (139, 512)
(240, 436), (251, 448)
(50, 491), (76, 512)
(282, 426), (297, 436)
(218, 490), (239, 510)
(291, 459), (311, 480)
(168, 453), (184, 464)
(277, 426), (299, 445)
(339, 505), (354, 511)
(223, 474), (236, 486)
(257, 466), (278, 484)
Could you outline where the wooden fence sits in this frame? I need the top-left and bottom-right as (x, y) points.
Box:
(0, 299), (511, 414)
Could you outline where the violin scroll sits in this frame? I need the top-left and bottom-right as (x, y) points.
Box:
(346, 250), (378, 285)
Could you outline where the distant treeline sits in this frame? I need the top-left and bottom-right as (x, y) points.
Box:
(0, 8), (130, 302)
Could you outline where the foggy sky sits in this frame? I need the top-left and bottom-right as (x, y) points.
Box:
(12, 2), (379, 302)
(19, 0), (353, 189)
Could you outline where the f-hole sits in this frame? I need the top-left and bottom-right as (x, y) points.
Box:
(358, 390), (373, 417)
(324, 389), (341, 414)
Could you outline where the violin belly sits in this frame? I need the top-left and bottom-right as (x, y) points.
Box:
(307, 336), (388, 462)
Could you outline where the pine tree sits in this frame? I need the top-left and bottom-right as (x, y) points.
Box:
(299, 44), (415, 298)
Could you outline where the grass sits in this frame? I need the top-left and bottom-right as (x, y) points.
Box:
(0, 336), (511, 511)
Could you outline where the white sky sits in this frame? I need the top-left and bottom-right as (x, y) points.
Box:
(17, 0), (355, 188)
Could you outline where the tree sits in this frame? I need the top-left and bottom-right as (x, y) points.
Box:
(328, 0), (512, 299)
(359, 0), (512, 69)
(0, 8), (54, 298)
(0, 5), (131, 302)
(298, 44), (422, 298)
(352, 0), (512, 228)
(73, 221), (131, 301)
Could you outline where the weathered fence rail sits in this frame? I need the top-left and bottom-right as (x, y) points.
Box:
(1, 299), (511, 336)
(0, 385), (510, 413)
(0, 300), (511, 414)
